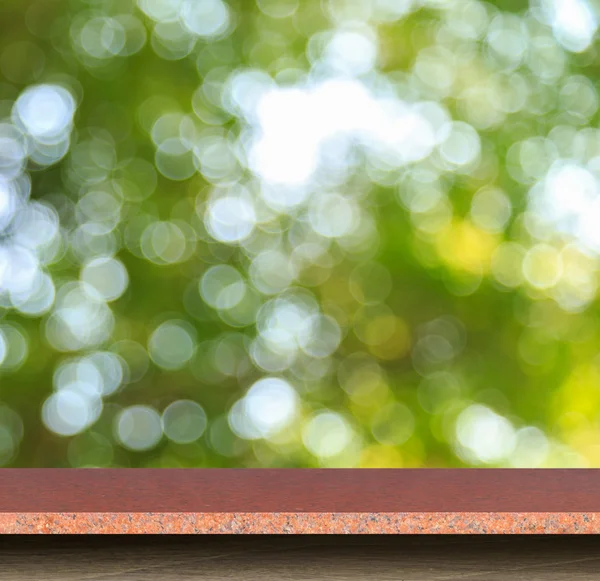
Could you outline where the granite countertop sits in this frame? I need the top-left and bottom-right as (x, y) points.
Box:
(0, 512), (598, 534)
(0, 469), (597, 534)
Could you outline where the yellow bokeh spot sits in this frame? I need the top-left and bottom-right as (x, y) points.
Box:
(435, 219), (498, 274)
(359, 444), (403, 467)
(522, 244), (562, 289)
(366, 316), (411, 360)
(347, 375), (392, 412)
(362, 314), (396, 346)
(400, 437), (426, 467)
(551, 364), (600, 421)
(554, 411), (589, 435)
(319, 274), (356, 308)
(560, 244), (596, 284)
(562, 424), (600, 466)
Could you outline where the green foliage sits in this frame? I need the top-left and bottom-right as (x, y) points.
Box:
(1, 0), (600, 468)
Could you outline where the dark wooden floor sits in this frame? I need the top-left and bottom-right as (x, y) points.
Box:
(1, 535), (600, 580)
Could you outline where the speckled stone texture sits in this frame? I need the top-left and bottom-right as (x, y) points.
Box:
(0, 513), (598, 534)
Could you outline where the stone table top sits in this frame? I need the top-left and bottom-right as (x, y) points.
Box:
(1, 512), (599, 534)
(0, 469), (597, 534)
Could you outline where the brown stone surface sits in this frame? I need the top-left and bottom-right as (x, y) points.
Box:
(3, 469), (599, 513)
(0, 513), (598, 534)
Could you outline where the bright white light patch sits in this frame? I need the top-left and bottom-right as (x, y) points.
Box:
(528, 161), (600, 255)
(53, 358), (104, 398)
(115, 405), (163, 451)
(1, 245), (39, 295)
(323, 30), (377, 76)
(0, 125), (28, 179)
(545, 0), (598, 52)
(162, 400), (207, 443)
(297, 314), (341, 358)
(200, 264), (246, 310)
(438, 121), (481, 167)
(140, 221), (189, 264)
(80, 17), (126, 59)
(11, 201), (60, 251)
(86, 351), (125, 396)
(249, 250), (295, 295)
(137, 0), (183, 23)
(206, 196), (256, 243)
(309, 193), (359, 238)
(13, 84), (76, 143)
(246, 78), (437, 187)
(229, 377), (298, 439)
(81, 256), (129, 302)
(148, 320), (196, 370)
(0, 325), (28, 370)
(302, 411), (353, 458)
(0, 179), (18, 233)
(250, 87), (319, 186)
(10, 271), (56, 316)
(455, 404), (516, 464)
(44, 282), (114, 352)
(509, 426), (550, 467)
(0, 330), (6, 367)
(181, 0), (230, 38)
(256, 296), (317, 355)
(42, 390), (101, 436)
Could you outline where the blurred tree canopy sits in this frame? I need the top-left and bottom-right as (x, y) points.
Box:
(1, 0), (600, 468)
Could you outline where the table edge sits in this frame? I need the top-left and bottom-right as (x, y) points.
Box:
(0, 469), (598, 512)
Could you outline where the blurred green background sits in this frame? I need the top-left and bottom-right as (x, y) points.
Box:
(1, 0), (600, 468)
